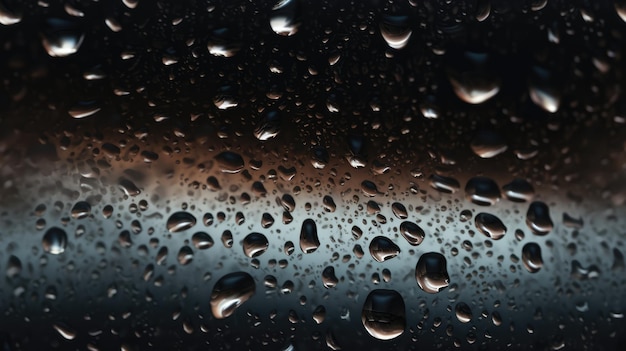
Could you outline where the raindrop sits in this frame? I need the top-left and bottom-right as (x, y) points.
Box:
(0, 1), (21, 25)
(522, 243), (543, 273)
(68, 101), (101, 119)
(369, 237), (400, 262)
(311, 147), (329, 169)
(243, 233), (269, 258)
(300, 219), (320, 253)
(502, 179), (535, 202)
(192, 232), (214, 250)
(42, 227), (68, 255)
(361, 289), (406, 340)
(526, 202), (553, 235)
(323, 195), (337, 212)
(41, 18), (84, 57)
(322, 266), (339, 288)
(221, 230), (233, 248)
(6, 255), (21, 278)
(215, 151), (244, 173)
(207, 27), (241, 57)
(471, 130), (507, 158)
(118, 177), (141, 196)
(617, 0), (626, 22)
(529, 66), (561, 113)
(213, 86), (238, 109)
(53, 322), (76, 340)
(475, 0), (491, 22)
(475, 213), (507, 240)
(122, 0), (139, 9)
(399, 221), (425, 246)
(254, 110), (281, 141)
(70, 201), (91, 219)
(261, 213), (274, 228)
(429, 174), (460, 193)
(455, 302), (473, 323)
(313, 305), (326, 324)
(380, 15), (412, 50)
(210, 272), (256, 319)
(351, 226), (363, 240)
(391, 202), (408, 219)
(166, 212), (197, 233)
(447, 50), (500, 104)
(361, 180), (379, 197)
(465, 177), (501, 206)
(415, 252), (450, 293)
(270, 0), (301, 36)
(177, 246), (194, 265)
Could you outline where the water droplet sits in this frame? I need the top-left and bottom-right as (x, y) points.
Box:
(526, 202), (553, 235)
(41, 18), (84, 57)
(361, 289), (406, 340)
(471, 130), (507, 158)
(529, 66), (561, 113)
(166, 212), (197, 233)
(429, 174), (460, 193)
(369, 237), (400, 262)
(300, 219), (320, 253)
(380, 15), (412, 50)
(213, 86), (238, 109)
(391, 202), (408, 219)
(254, 110), (281, 141)
(399, 221), (425, 246)
(455, 302), (473, 323)
(522, 243), (543, 273)
(42, 227), (68, 255)
(311, 147), (329, 169)
(53, 322), (76, 340)
(313, 305), (326, 324)
(0, 1), (21, 25)
(322, 266), (339, 288)
(475, 0), (491, 22)
(447, 50), (500, 104)
(617, 0), (626, 22)
(351, 226), (363, 240)
(502, 178), (535, 202)
(122, 0), (139, 9)
(361, 180), (380, 197)
(261, 213), (274, 228)
(270, 0), (300, 36)
(192, 232), (214, 250)
(465, 177), (501, 206)
(207, 27), (241, 57)
(210, 272), (256, 319)
(475, 213), (507, 240)
(215, 151), (244, 173)
(177, 246), (194, 265)
(562, 213), (584, 229)
(118, 177), (141, 196)
(243, 233), (269, 258)
(6, 255), (21, 278)
(68, 101), (101, 119)
(415, 252), (450, 293)
(70, 201), (91, 219)
(221, 230), (233, 248)
(322, 195), (336, 213)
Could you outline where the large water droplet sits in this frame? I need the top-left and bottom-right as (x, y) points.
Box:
(522, 243), (543, 273)
(270, 0), (300, 36)
(68, 101), (101, 119)
(455, 302), (473, 323)
(465, 176), (501, 206)
(42, 227), (68, 255)
(210, 272), (256, 319)
(177, 246), (194, 265)
(415, 252), (450, 293)
(526, 201), (553, 235)
(474, 213), (507, 240)
(369, 236), (401, 262)
(529, 66), (561, 113)
(300, 219), (320, 253)
(70, 201), (91, 219)
(166, 212), (197, 233)
(207, 27), (241, 57)
(391, 202), (408, 219)
(41, 18), (85, 57)
(429, 174), (461, 193)
(243, 233), (269, 258)
(380, 15), (412, 50)
(215, 151), (245, 173)
(399, 221), (425, 246)
(192, 232), (214, 250)
(361, 289), (406, 340)
(254, 110), (281, 141)
(617, 0), (626, 22)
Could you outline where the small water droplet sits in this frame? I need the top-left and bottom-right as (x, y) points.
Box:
(177, 246), (194, 265)
(166, 212), (197, 233)
(429, 174), (461, 193)
(42, 227), (68, 255)
(215, 151), (244, 173)
(455, 302), (473, 323)
(447, 50), (500, 104)
(41, 18), (84, 57)
(465, 177), (501, 206)
(70, 201), (91, 219)
(522, 243), (543, 273)
(300, 219), (320, 253)
(361, 289), (406, 340)
(322, 266), (339, 288)
(471, 130), (507, 158)
(243, 233), (269, 258)
(369, 237), (400, 262)
(210, 272), (256, 319)
(399, 221), (425, 246)
(53, 322), (76, 340)
(526, 202), (553, 235)
(313, 305), (326, 324)
(192, 232), (214, 250)
(502, 178), (535, 202)
(254, 110), (281, 141)
(475, 213), (507, 240)
(391, 202), (408, 219)
(415, 252), (450, 293)
(380, 15), (412, 50)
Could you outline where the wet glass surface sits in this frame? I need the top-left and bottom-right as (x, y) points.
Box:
(1, 0), (626, 350)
